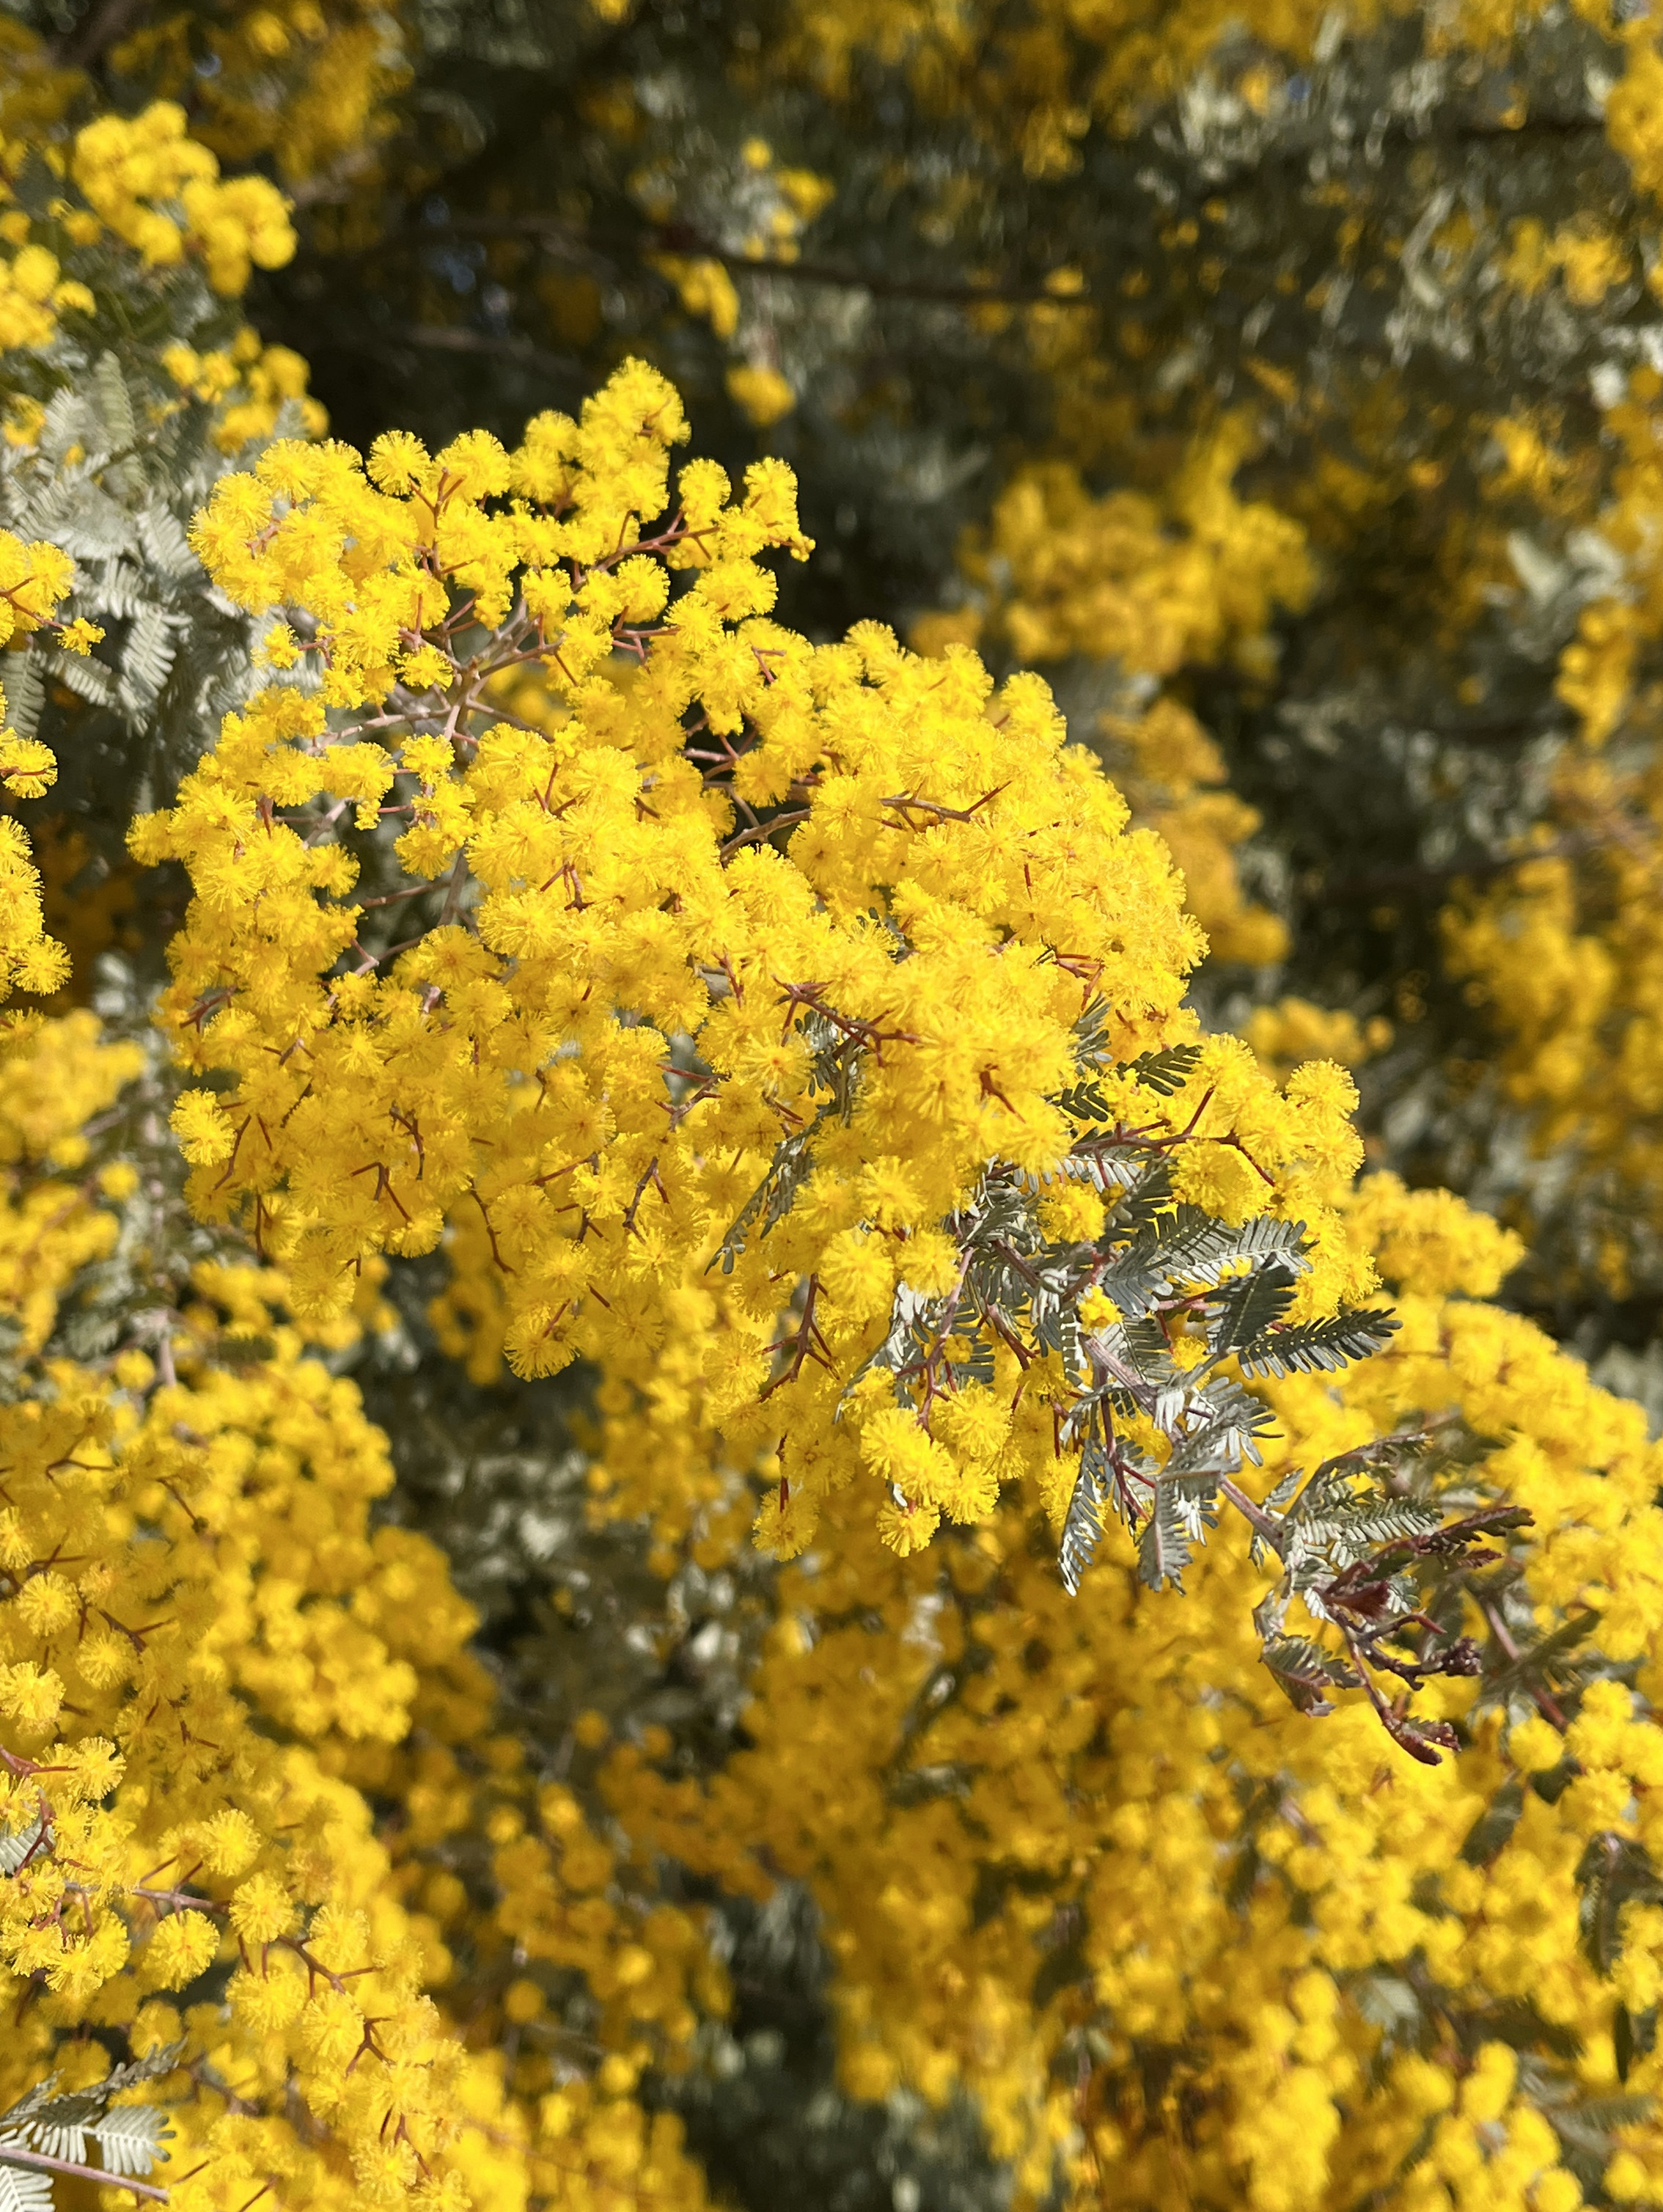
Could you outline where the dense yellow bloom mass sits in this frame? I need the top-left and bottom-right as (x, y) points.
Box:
(0, 1008), (719, 2212)
(76, 351), (1653, 2212)
(602, 1170), (1663, 2212)
(1436, 370), (1663, 1290)
(134, 362), (1381, 1572)
(10, 904), (1663, 2212)
(929, 419), (1315, 686)
(0, 59), (326, 449)
(0, 24), (1660, 2200)
(1087, 700), (1291, 970)
(908, 430), (1311, 975)
(71, 101), (295, 295)
(0, 98), (298, 363)
(0, 4), (405, 194)
(804, 0), (1663, 1320)
(101, 1), (408, 188)
(0, 529), (106, 1001)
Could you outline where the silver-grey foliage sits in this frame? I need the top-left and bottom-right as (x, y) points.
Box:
(0, 2047), (177, 2209)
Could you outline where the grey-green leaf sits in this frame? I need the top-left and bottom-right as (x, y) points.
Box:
(1137, 1484), (1193, 1592)
(0, 2157), (53, 2212)
(1236, 1308), (1400, 1378)
(87, 2105), (172, 2178)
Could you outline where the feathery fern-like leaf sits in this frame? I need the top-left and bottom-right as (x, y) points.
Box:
(0, 1813), (46, 1876)
(1236, 1307), (1400, 1377)
(0, 2160), (52, 2212)
(1059, 1443), (1110, 1594)
(1117, 1041), (1204, 1096)
(85, 2106), (172, 2178)
(1137, 1482), (1193, 1591)
(1210, 1261), (1299, 1354)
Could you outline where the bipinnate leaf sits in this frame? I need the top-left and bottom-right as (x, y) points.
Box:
(86, 2105), (172, 2178)
(0, 1813), (47, 1875)
(0, 2161), (52, 2212)
(1137, 1483), (1193, 1592)
(1261, 1634), (1349, 1716)
(1118, 1042), (1205, 1096)
(1059, 1441), (1110, 1594)
(1236, 1307), (1400, 1377)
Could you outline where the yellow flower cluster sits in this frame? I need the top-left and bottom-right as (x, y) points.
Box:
(1501, 213), (1632, 310)
(649, 139), (833, 424)
(1243, 993), (1393, 1086)
(0, 89), (317, 398)
(0, 4), (404, 197)
(917, 415), (1315, 686)
(764, 0), (1663, 1257)
(1094, 698), (1290, 967)
(1601, 17), (1663, 205)
(0, 1006), (721, 2212)
(0, 44), (332, 464)
(0, 235), (90, 356)
(1439, 373), (1663, 1289)
(15, 11), (1663, 2210)
(909, 439), (1310, 987)
(136, 360), (1374, 1567)
(491, 1771), (726, 2055)
(0, 791), (64, 1003)
(598, 1168), (1663, 2212)
(103, 1), (409, 188)
(162, 326), (329, 450)
(0, 1011), (141, 1350)
(725, 360), (797, 429)
(0, 528), (106, 1003)
(8, 817), (139, 1011)
(0, 1342), (480, 2198)
(72, 101), (296, 296)
(0, 25), (80, 183)
(659, 254), (741, 341)
(1511, 373), (1663, 752)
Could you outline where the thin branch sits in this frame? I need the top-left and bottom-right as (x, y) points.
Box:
(403, 213), (1100, 310)
(1480, 1597), (1570, 1732)
(760, 1275), (834, 1398)
(436, 849), (471, 928)
(0, 2145), (167, 2205)
(719, 808), (811, 859)
(326, 325), (582, 378)
(356, 879), (442, 909)
(1218, 1474), (1285, 1552)
(50, 0), (147, 67)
